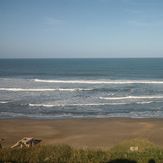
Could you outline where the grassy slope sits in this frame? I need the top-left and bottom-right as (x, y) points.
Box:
(0, 139), (163, 163)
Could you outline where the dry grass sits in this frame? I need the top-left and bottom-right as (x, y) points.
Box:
(0, 139), (163, 163)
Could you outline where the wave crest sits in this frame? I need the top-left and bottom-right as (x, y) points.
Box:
(0, 88), (91, 92)
(34, 79), (163, 84)
(99, 95), (163, 100)
(0, 101), (8, 104)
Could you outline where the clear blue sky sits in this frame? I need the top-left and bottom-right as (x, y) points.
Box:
(0, 0), (163, 58)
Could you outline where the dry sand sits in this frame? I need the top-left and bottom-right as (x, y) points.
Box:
(0, 118), (163, 149)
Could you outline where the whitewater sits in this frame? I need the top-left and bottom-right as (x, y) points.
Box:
(1, 58), (163, 119)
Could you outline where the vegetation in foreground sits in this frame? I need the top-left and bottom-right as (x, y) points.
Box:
(0, 139), (163, 163)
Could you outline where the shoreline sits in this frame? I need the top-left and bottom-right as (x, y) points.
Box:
(0, 118), (163, 149)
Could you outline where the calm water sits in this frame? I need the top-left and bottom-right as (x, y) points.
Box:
(0, 58), (163, 119)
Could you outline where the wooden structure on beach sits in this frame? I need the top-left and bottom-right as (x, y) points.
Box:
(11, 137), (42, 148)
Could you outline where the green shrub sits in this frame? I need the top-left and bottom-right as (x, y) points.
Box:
(0, 139), (163, 163)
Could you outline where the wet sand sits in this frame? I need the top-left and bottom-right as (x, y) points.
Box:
(0, 118), (163, 148)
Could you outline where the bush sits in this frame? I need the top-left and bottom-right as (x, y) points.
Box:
(0, 139), (163, 163)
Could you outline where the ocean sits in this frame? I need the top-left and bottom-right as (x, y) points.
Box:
(0, 58), (163, 119)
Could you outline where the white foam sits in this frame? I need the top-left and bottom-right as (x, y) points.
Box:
(69, 103), (127, 106)
(29, 102), (127, 107)
(0, 101), (8, 104)
(29, 104), (64, 107)
(99, 95), (163, 100)
(136, 101), (154, 104)
(0, 112), (26, 117)
(34, 79), (163, 84)
(0, 88), (91, 92)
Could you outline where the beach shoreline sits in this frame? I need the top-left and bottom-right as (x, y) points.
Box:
(0, 118), (163, 149)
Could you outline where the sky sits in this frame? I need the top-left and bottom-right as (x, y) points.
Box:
(0, 0), (163, 58)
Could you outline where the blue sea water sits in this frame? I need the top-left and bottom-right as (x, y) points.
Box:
(0, 58), (163, 119)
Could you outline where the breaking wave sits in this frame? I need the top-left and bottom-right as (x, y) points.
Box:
(0, 88), (92, 92)
(135, 101), (154, 104)
(0, 101), (8, 104)
(99, 95), (163, 100)
(29, 102), (127, 107)
(34, 79), (163, 84)
(28, 101), (159, 108)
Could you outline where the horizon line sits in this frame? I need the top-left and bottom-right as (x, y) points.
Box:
(0, 57), (163, 59)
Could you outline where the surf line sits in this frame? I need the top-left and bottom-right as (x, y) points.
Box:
(34, 79), (163, 84)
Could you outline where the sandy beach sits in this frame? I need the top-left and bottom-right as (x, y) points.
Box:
(0, 118), (163, 149)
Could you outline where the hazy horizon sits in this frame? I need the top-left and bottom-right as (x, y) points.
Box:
(1, 0), (163, 58)
(1, 57), (163, 59)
